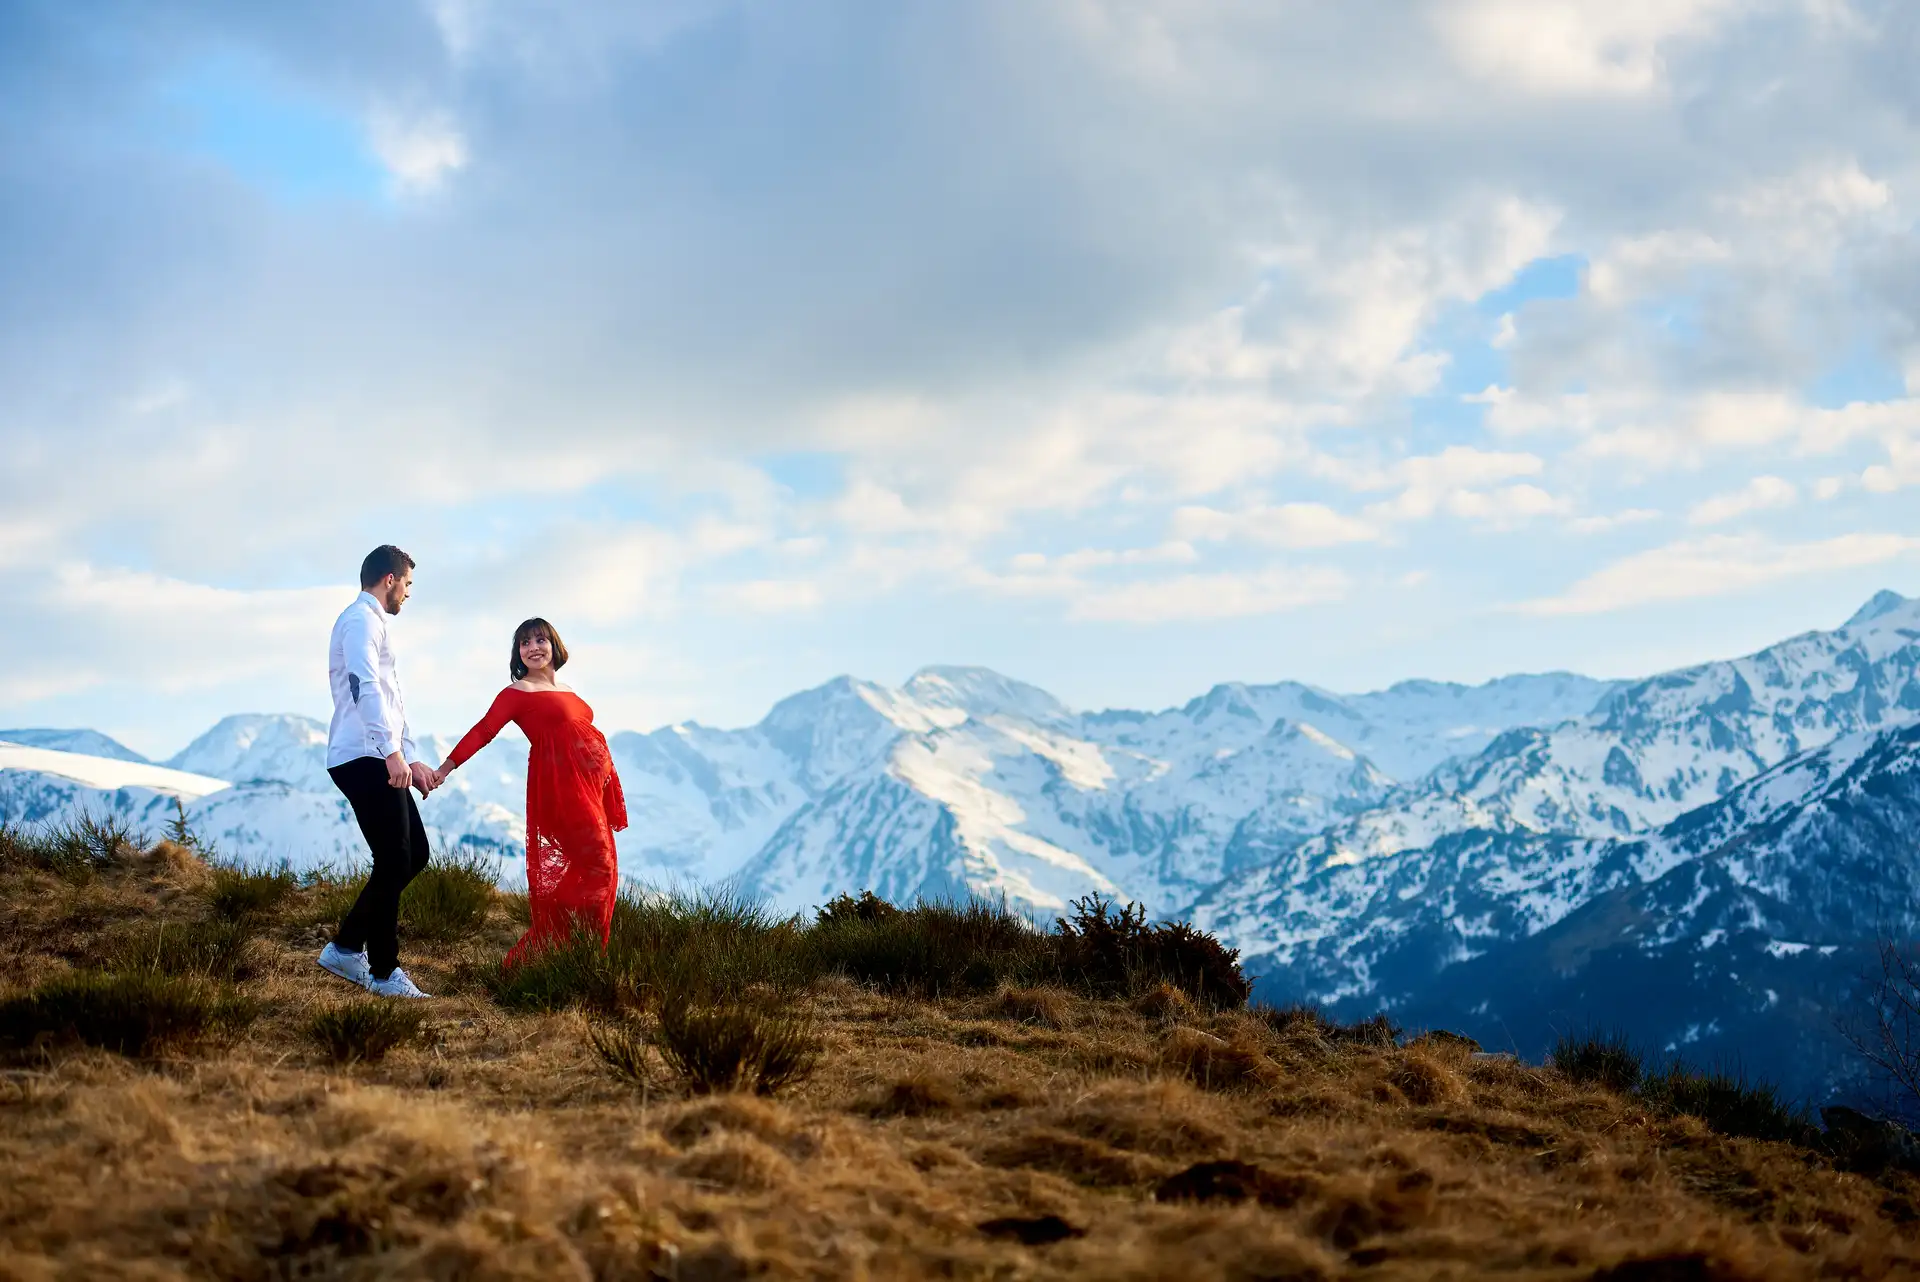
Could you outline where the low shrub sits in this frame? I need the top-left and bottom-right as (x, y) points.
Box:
(1550, 1029), (1645, 1093)
(308, 1000), (428, 1064)
(1051, 895), (1251, 1009)
(109, 917), (260, 980)
(1639, 1063), (1817, 1144)
(816, 890), (901, 926)
(0, 813), (138, 880)
(206, 861), (300, 922)
(653, 995), (821, 1096)
(0, 970), (256, 1057)
(398, 849), (498, 942)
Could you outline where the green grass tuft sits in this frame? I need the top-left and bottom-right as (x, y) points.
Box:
(0, 970), (257, 1057)
(811, 896), (1047, 996)
(1639, 1062), (1817, 1143)
(307, 1000), (429, 1064)
(1253, 1003), (1401, 1048)
(652, 995), (821, 1096)
(1551, 1028), (1645, 1093)
(587, 1017), (655, 1088)
(398, 849), (498, 942)
(0, 813), (139, 881)
(108, 918), (260, 981)
(205, 861), (300, 922)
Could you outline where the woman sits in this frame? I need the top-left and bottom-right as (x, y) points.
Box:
(434, 618), (628, 967)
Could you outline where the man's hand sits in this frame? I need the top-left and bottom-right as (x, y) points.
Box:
(385, 752), (410, 790)
(410, 761), (438, 797)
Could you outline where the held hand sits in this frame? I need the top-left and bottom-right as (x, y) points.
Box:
(433, 764), (453, 790)
(410, 761), (438, 797)
(385, 752), (410, 790)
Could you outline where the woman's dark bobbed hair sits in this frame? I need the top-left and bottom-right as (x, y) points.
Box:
(510, 618), (568, 680)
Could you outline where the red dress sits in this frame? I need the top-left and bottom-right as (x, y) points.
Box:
(446, 687), (628, 967)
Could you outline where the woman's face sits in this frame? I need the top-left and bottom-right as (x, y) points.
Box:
(519, 631), (553, 673)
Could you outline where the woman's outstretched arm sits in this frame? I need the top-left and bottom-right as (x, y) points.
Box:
(441, 690), (517, 775)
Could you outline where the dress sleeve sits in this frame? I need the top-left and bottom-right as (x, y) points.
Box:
(603, 764), (628, 833)
(446, 690), (517, 770)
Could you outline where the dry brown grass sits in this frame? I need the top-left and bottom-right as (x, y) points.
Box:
(0, 845), (1914, 1280)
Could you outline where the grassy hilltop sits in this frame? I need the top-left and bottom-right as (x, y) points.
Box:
(0, 819), (1916, 1280)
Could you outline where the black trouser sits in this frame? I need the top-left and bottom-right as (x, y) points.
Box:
(329, 755), (430, 980)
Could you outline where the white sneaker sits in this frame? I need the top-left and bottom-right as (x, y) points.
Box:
(367, 967), (431, 999)
(317, 942), (372, 989)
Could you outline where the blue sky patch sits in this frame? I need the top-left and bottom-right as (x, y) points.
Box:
(159, 56), (383, 203)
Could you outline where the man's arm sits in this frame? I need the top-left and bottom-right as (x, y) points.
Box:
(340, 606), (406, 769)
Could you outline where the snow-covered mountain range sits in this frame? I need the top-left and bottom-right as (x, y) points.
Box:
(6, 589), (1919, 1098)
(4, 664), (1617, 903)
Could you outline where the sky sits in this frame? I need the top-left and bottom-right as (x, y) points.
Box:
(3, 0), (1919, 759)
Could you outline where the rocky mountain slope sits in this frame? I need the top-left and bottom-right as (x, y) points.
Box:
(1190, 592), (1920, 1000)
(1395, 720), (1920, 1103)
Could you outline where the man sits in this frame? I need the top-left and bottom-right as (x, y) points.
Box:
(316, 544), (437, 998)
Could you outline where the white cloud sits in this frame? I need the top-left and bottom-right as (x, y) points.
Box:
(28, 563), (345, 694)
(1516, 532), (1920, 615)
(367, 109), (468, 193)
(1170, 503), (1379, 548)
(1862, 433), (1920, 492)
(1434, 0), (1742, 97)
(1443, 483), (1570, 524)
(711, 578), (824, 613)
(1686, 475), (1799, 525)
(1067, 567), (1349, 623)
(1350, 446), (1554, 524)
(1565, 507), (1660, 534)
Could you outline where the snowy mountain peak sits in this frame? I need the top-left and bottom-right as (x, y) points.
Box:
(166, 713), (331, 790)
(903, 666), (1073, 726)
(1842, 587), (1912, 630)
(1183, 682), (1272, 726)
(0, 728), (149, 763)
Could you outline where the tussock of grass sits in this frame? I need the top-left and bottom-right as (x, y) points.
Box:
(1639, 1062), (1817, 1144)
(107, 917), (260, 980)
(0, 813), (138, 880)
(653, 996), (822, 1096)
(812, 896), (1047, 996)
(587, 1016), (654, 1087)
(1551, 1028), (1645, 1093)
(397, 849), (498, 942)
(489, 890), (816, 1014)
(0, 969), (256, 1057)
(205, 861), (299, 922)
(307, 1000), (428, 1064)
(296, 865), (367, 928)
(1255, 1003), (1401, 1049)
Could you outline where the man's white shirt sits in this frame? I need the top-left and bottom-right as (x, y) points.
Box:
(327, 591), (420, 769)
